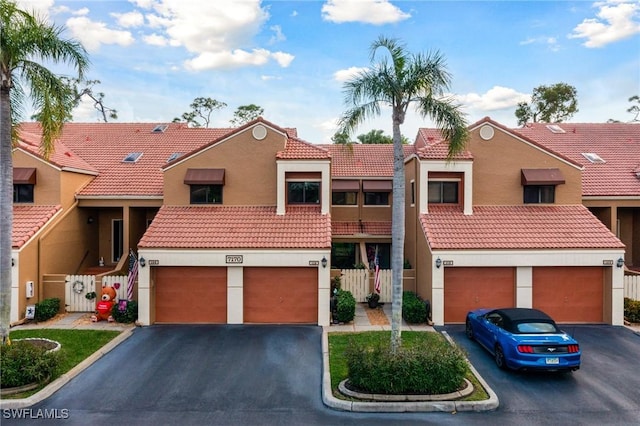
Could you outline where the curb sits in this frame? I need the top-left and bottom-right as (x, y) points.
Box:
(321, 329), (499, 412)
(0, 328), (135, 409)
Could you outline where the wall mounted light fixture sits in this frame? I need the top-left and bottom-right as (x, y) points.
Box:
(617, 257), (624, 268)
(321, 257), (328, 268)
(139, 257), (146, 268)
(435, 257), (442, 269)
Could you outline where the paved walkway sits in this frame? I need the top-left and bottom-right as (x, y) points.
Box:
(12, 312), (135, 332)
(326, 302), (435, 332)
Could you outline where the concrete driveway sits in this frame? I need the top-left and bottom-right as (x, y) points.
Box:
(4, 324), (640, 425)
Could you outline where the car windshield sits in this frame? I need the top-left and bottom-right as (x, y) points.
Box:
(515, 322), (559, 334)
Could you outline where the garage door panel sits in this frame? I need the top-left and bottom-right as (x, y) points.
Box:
(533, 267), (603, 323)
(156, 267), (227, 323)
(444, 267), (515, 323)
(244, 267), (317, 324)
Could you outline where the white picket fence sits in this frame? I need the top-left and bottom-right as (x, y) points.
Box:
(339, 269), (393, 303)
(65, 275), (129, 312)
(624, 274), (640, 300)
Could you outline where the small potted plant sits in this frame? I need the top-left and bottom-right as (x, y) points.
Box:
(366, 292), (380, 309)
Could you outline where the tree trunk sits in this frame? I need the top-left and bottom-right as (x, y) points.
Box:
(390, 117), (405, 352)
(0, 84), (13, 344)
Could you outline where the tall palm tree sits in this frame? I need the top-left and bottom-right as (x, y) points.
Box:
(338, 36), (468, 351)
(1, 0), (88, 344)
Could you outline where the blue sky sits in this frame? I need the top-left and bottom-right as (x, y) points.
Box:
(17, 0), (640, 143)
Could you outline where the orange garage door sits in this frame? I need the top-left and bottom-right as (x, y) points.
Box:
(444, 267), (515, 323)
(244, 267), (318, 324)
(533, 266), (603, 323)
(155, 266), (227, 323)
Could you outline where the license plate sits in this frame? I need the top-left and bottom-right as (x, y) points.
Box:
(546, 357), (559, 365)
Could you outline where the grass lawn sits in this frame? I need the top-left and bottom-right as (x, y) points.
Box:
(4, 329), (121, 399)
(328, 330), (489, 401)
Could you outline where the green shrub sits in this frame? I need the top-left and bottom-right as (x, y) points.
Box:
(345, 338), (467, 394)
(402, 291), (427, 324)
(111, 300), (138, 323)
(624, 298), (640, 323)
(34, 298), (60, 322)
(0, 341), (61, 387)
(336, 290), (356, 323)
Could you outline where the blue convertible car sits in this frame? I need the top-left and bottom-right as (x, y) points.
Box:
(465, 308), (581, 372)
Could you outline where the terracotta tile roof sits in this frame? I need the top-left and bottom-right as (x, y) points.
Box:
(513, 122), (640, 197)
(18, 120), (301, 197)
(12, 205), (62, 248)
(421, 205), (624, 250)
(322, 144), (415, 177)
(414, 128), (473, 160)
(332, 221), (392, 236)
(277, 137), (330, 159)
(16, 133), (97, 174)
(138, 205), (331, 249)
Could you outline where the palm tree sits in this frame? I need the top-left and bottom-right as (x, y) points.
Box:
(338, 36), (468, 351)
(1, 0), (89, 344)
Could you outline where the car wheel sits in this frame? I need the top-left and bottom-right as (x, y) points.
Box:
(465, 319), (474, 340)
(494, 345), (506, 370)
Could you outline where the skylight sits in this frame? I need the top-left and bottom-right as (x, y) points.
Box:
(167, 152), (183, 163)
(152, 124), (168, 133)
(546, 124), (565, 134)
(123, 152), (143, 163)
(581, 152), (605, 164)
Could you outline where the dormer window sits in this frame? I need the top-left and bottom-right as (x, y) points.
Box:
(13, 168), (36, 203)
(123, 152), (142, 163)
(521, 168), (564, 204)
(428, 181), (459, 204)
(288, 182), (320, 204)
(184, 168), (225, 205)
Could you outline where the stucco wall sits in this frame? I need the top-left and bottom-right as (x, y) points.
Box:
(467, 126), (583, 205)
(163, 127), (286, 206)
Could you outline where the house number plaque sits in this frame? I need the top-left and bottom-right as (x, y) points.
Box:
(226, 255), (244, 264)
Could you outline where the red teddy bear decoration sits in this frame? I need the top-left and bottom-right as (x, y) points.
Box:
(91, 286), (117, 322)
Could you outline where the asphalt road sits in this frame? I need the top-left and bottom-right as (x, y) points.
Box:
(3, 324), (640, 425)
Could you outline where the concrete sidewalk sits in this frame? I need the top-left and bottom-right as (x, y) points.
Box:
(11, 312), (135, 332)
(326, 302), (435, 333)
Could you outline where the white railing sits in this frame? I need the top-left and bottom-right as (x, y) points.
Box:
(624, 274), (640, 301)
(65, 275), (129, 312)
(339, 269), (392, 303)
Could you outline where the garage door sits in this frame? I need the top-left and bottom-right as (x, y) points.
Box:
(533, 266), (603, 323)
(244, 267), (318, 324)
(444, 267), (515, 323)
(155, 267), (227, 323)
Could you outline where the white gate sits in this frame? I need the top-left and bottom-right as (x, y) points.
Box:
(624, 275), (640, 300)
(65, 275), (129, 312)
(339, 269), (392, 303)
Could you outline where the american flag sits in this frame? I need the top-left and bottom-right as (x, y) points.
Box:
(374, 245), (381, 294)
(127, 249), (138, 301)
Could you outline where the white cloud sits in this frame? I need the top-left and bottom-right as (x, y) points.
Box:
(16, 0), (54, 19)
(137, 1), (293, 69)
(456, 86), (530, 112)
(333, 66), (368, 82)
(112, 11), (144, 28)
(65, 16), (135, 52)
(269, 25), (286, 45)
(569, 1), (640, 47)
(271, 51), (295, 67)
(143, 33), (169, 46)
(321, 0), (410, 25)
